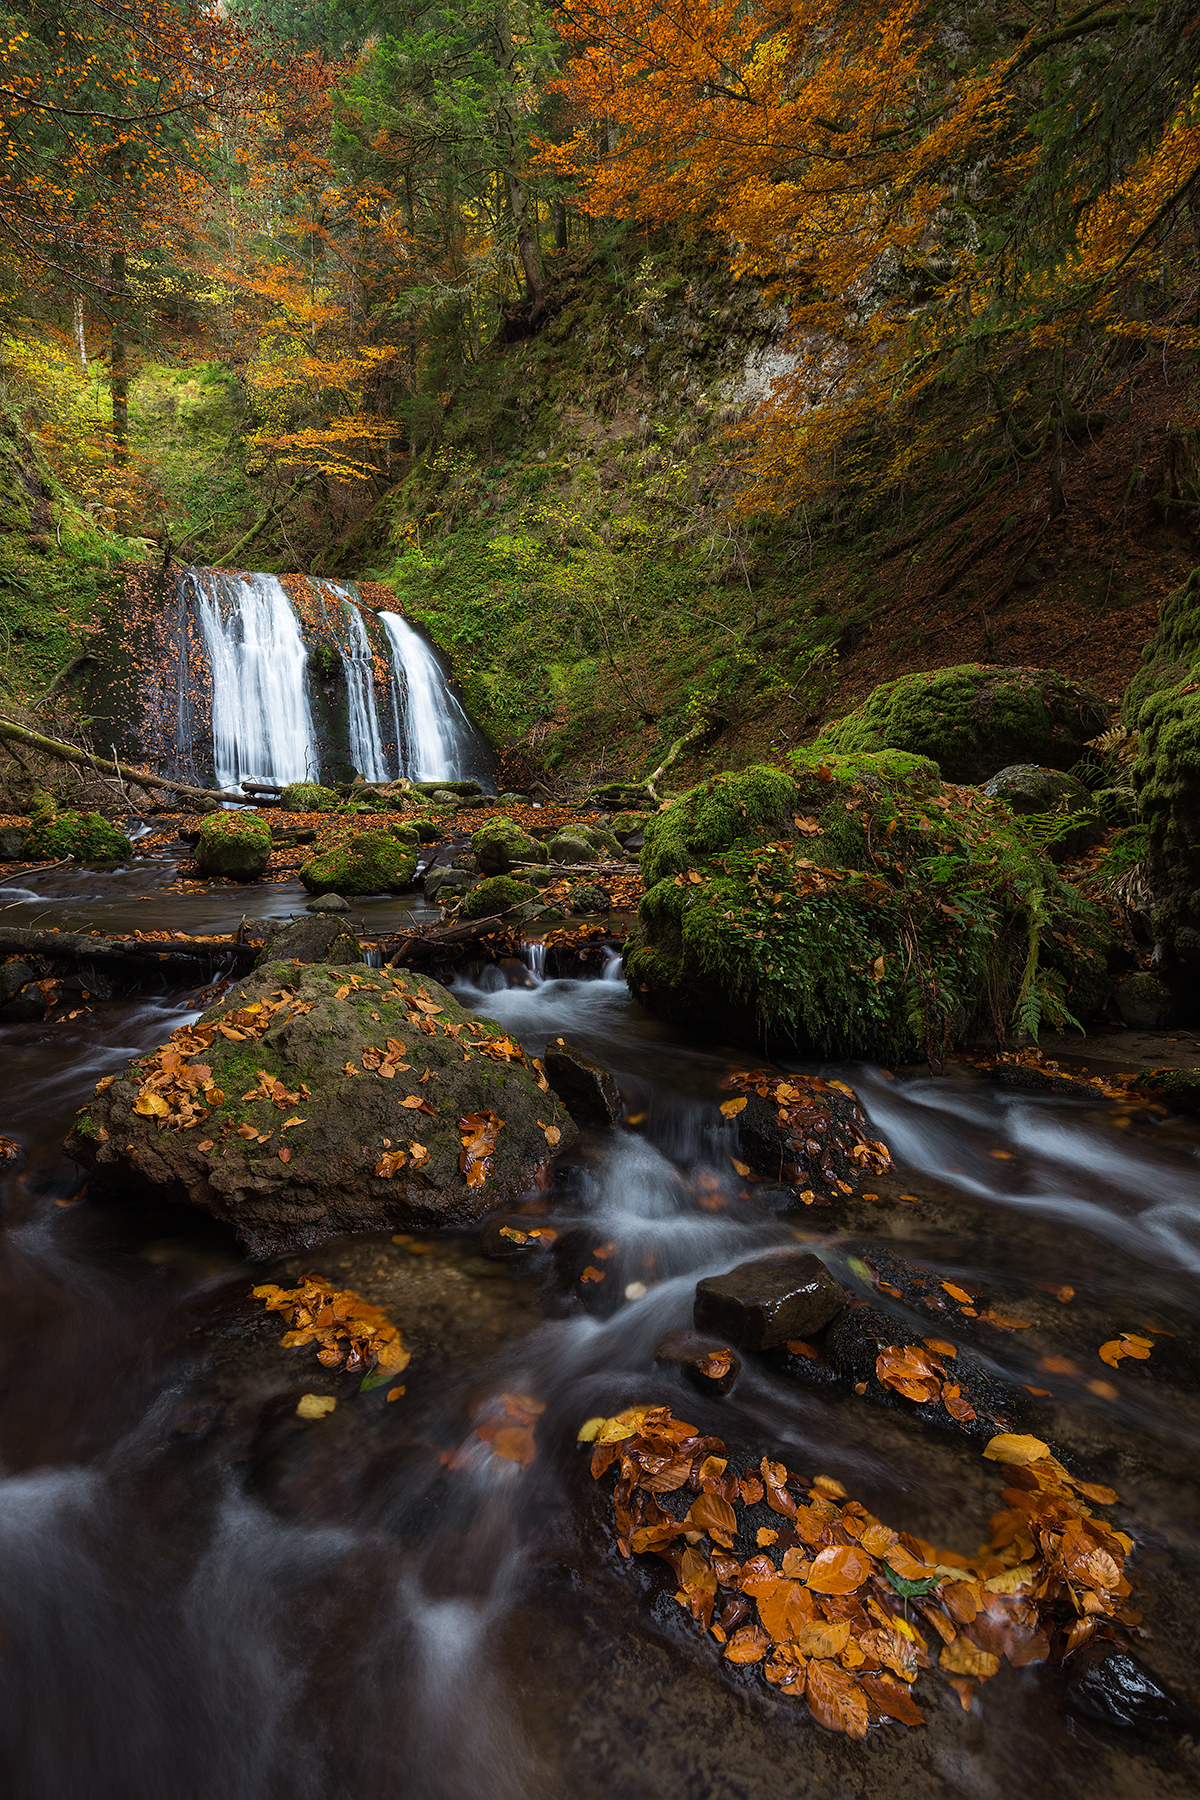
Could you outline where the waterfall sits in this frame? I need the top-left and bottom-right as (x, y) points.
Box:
(339, 600), (390, 783)
(379, 611), (483, 781)
(188, 570), (317, 789)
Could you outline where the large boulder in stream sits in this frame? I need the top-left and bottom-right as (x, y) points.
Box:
(194, 811), (271, 880)
(66, 962), (577, 1255)
(626, 752), (1114, 1058)
(25, 809), (131, 864)
(300, 826), (418, 894)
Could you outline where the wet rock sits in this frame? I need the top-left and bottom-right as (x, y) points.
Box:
(0, 957), (37, 1000)
(982, 764), (1104, 862)
(194, 812), (271, 881)
(1065, 1646), (1178, 1732)
(67, 962), (578, 1256)
(549, 833), (600, 864)
(472, 817), (548, 877)
(570, 882), (611, 915)
(461, 875), (537, 919)
(1113, 972), (1173, 1029)
(26, 809), (132, 866)
(256, 916), (363, 967)
(729, 1076), (889, 1201)
(824, 1303), (1021, 1440)
(0, 825), (28, 860)
(1133, 1066), (1200, 1114)
(304, 892), (350, 914)
(423, 867), (475, 904)
(693, 1251), (844, 1351)
(654, 1330), (741, 1395)
(543, 1038), (622, 1127)
(300, 828), (418, 895)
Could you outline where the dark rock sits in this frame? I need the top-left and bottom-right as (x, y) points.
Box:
(1133, 1066), (1200, 1114)
(550, 833), (600, 864)
(824, 1303), (1021, 1440)
(982, 764), (1104, 862)
(0, 825), (28, 860)
(1065, 1646), (1178, 1732)
(570, 882), (611, 914)
(67, 964), (577, 1256)
(305, 892), (349, 913)
(693, 1251), (844, 1351)
(655, 1330), (741, 1395)
(424, 867), (476, 903)
(543, 1037), (622, 1127)
(256, 916), (363, 967)
(1113, 972), (1173, 1029)
(0, 958), (37, 1000)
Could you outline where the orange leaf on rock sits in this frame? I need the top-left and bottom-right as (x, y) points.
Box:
(806, 1544), (872, 1594)
(860, 1674), (925, 1727)
(719, 1097), (747, 1118)
(805, 1659), (870, 1739)
(724, 1625), (770, 1664)
(942, 1282), (974, 1304)
(940, 1637), (1000, 1680)
(688, 1491), (739, 1538)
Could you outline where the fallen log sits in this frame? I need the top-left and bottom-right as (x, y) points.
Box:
(0, 717), (276, 810)
(0, 925), (260, 984)
(382, 914), (511, 967)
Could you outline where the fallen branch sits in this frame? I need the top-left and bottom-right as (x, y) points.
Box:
(0, 925), (259, 982)
(383, 914), (511, 966)
(0, 716), (266, 809)
(0, 858), (72, 887)
(34, 652), (96, 708)
(644, 714), (716, 800)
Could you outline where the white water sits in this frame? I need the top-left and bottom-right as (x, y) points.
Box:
(189, 571), (317, 789)
(339, 601), (389, 783)
(379, 611), (481, 781)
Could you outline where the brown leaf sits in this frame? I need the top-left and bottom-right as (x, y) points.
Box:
(940, 1637), (1000, 1680)
(806, 1544), (873, 1594)
(724, 1625), (770, 1664)
(688, 1491), (739, 1538)
(94, 1075), (116, 1094)
(719, 1097), (747, 1118)
(860, 1674), (925, 1727)
(805, 1660), (870, 1739)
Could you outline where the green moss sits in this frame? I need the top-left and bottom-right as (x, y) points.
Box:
(194, 812), (272, 880)
(628, 754), (1111, 1058)
(461, 874), (537, 917)
(816, 665), (1109, 782)
(300, 829), (418, 895)
(25, 809), (131, 862)
(640, 764), (797, 887)
(27, 789), (57, 826)
(471, 815), (547, 875)
(280, 781), (339, 812)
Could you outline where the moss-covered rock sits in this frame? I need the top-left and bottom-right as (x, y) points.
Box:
(300, 829), (418, 895)
(626, 750), (1112, 1059)
(981, 765), (1103, 862)
(817, 665), (1109, 783)
(65, 963), (577, 1255)
(570, 882), (611, 914)
(549, 832), (601, 864)
(194, 811), (271, 880)
(471, 816), (548, 876)
(25, 809), (132, 864)
(27, 788), (57, 827)
(610, 812), (650, 840)
(461, 874), (538, 918)
(280, 781), (339, 813)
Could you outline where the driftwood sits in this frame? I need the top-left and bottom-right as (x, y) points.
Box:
(0, 717), (271, 810)
(382, 914), (511, 967)
(0, 925), (259, 985)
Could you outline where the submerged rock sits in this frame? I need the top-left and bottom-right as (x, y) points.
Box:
(194, 812), (271, 881)
(542, 1038), (621, 1127)
(693, 1250), (845, 1350)
(817, 664), (1109, 783)
(66, 962), (577, 1255)
(654, 1330), (741, 1395)
(1065, 1647), (1178, 1732)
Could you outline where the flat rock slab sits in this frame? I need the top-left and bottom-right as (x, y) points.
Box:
(542, 1038), (621, 1127)
(67, 962), (577, 1256)
(256, 916), (363, 966)
(694, 1251), (844, 1350)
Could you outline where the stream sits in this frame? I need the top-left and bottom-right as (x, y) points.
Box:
(1, 855), (1197, 1800)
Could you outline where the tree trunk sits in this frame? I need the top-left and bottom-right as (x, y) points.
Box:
(73, 296), (88, 369)
(110, 249), (128, 465)
(0, 715), (259, 808)
(553, 198), (568, 250)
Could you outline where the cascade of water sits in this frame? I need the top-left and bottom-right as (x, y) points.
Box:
(378, 611), (485, 781)
(187, 570), (317, 789)
(339, 601), (390, 783)
(519, 939), (547, 982)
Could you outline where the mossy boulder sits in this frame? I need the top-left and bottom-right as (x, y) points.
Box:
(280, 781), (339, 813)
(549, 832), (601, 864)
(27, 788), (57, 827)
(981, 765), (1103, 862)
(300, 829), (417, 895)
(461, 875), (538, 918)
(610, 812), (650, 840)
(65, 962), (577, 1255)
(626, 752), (1112, 1059)
(194, 811), (271, 880)
(472, 816), (548, 877)
(817, 665), (1109, 783)
(25, 809), (132, 864)
(570, 882), (611, 914)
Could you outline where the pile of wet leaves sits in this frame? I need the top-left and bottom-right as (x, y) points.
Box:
(253, 1276), (410, 1395)
(582, 1406), (1136, 1738)
(718, 1070), (891, 1202)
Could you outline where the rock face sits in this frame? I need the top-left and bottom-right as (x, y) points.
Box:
(25, 809), (132, 864)
(66, 962), (577, 1255)
(300, 827), (417, 894)
(627, 754), (1113, 1058)
(194, 812), (271, 880)
(542, 1038), (621, 1127)
(982, 764), (1103, 862)
(255, 916), (362, 967)
(693, 1251), (844, 1350)
(817, 664), (1109, 782)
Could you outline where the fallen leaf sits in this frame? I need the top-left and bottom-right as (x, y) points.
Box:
(806, 1544), (872, 1594)
(940, 1637), (1000, 1680)
(731, 1158), (751, 1176)
(941, 1282), (974, 1304)
(982, 1434), (1051, 1465)
(95, 1075), (116, 1094)
(296, 1394), (337, 1420)
(724, 1625), (770, 1664)
(543, 1124), (562, 1145)
(278, 1147), (292, 1164)
(805, 1659), (870, 1738)
(720, 1097), (747, 1118)
(757, 1528), (779, 1548)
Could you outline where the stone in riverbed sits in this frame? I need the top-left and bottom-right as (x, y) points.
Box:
(66, 963), (578, 1256)
(549, 832), (600, 864)
(542, 1038), (621, 1127)
(305, 892), (350, 913)
(694, 1251), (844, 1350)
(1113, 972), (1173, 1029)
(1064, 1647), (1178, 1732)
(300, 828), (417, 895)
(654, 1330), (741, 1395)
(570, 882), (611, 914)
(194, 811), (271, 881)
(0, 825), (28, 860)
(472, 816), (548, 877)
(256, 916), (362, 966)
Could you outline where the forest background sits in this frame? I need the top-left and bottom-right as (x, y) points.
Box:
(1, 0), (1199, 786)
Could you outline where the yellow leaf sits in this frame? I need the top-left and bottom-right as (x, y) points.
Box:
(544, 1124), (562, 1145)
(577, 1416), (606, 1442)
(720, 1097), (747, 1118)
(133, 1093), (169, 1117)
(296, 1394), (337, 1420)
(982, 1433), (1051, 1465)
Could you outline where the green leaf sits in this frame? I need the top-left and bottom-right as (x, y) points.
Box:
(882, 1563), (941, 1599)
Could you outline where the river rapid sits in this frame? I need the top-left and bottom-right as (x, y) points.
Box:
(1, 858), (1197, 1800)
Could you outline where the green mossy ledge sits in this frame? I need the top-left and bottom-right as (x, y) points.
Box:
(300, 828), (418, 895)
(817, 665), (1109, 783)
(194, 812), (272, 880)
(65, 963), (578, 1255)
(625, 755), (1113, 1060)
(25, 810), (131, 864)
(281, 782), (339, 813)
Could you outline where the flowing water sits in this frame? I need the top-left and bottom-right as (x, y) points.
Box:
(379, 611), (489, 783)
(188, 571), (318, 789)
(1, 857), (1197, 1800)
(339, 598), (391, 785)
